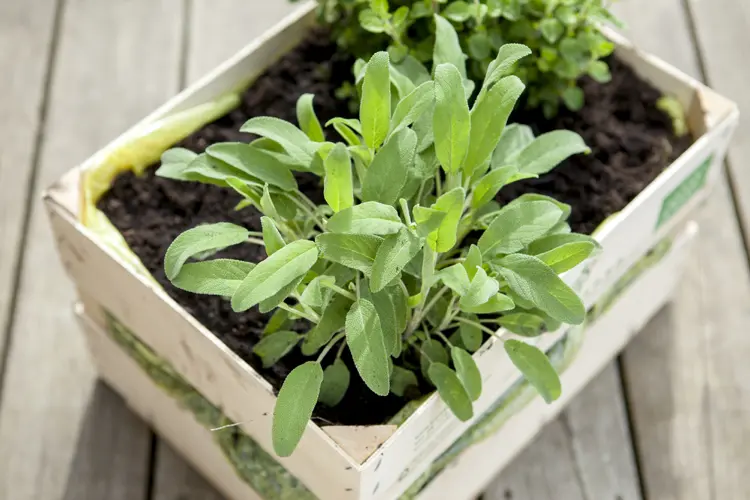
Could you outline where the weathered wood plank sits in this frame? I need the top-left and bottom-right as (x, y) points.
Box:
(687, 0), (750, 241)
(0, 0), (59, 373)
(149, 2), (300, 496)
(615, 2), (750, 498)
(0, 1), (185, 499)
(484, 419), (587, 500)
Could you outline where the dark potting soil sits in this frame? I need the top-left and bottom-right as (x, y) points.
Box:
(99, 31), (691, 425)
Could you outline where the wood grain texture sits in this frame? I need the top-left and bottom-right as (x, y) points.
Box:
(616, 2), (750, 499)
(687, 0), (750, 239)
(0, 1), (185, 498)
(0, 0), (59, 373)
(152, 443), (224, 500)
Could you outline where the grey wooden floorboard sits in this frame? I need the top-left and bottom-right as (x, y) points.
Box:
(616, 1), (750, 498)
(150, 2), (298, 497)
(687, 0), (750, 242)
(0, 1), (185, 499)
(484, 419), (587, 500)
(0, 0), (59, 378)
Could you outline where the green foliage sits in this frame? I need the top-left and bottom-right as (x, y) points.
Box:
(300, 0), (621, 117)
(160, 39), (598, 457)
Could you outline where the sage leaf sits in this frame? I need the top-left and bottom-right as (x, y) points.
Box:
(426, 187), (465, 252)
(498, 313), (546, 337)
(459, 317), (483, 352)
(327, 202), (403, 236)
(346, 299), (391, 396)
(300, 275), (335, 309)
(240, 116), (317, 167)
(327, 117), (363, 147)
(536, 240), (598, 274)
(463, 245), (482, 280)
(371, 228), (423, 293)
(364, 283), (408, 355)
(259, 275), (305, 314)
(231, 240), (319, 312)
(296, 93), (325, 142)
(461, 293), (515, 314)
(472, 166), (533, 211)
(253, 330), (301, 368)
(361, 51), (391, 149)
(206, 143), (298, 191)
(261, 216), (285, 256)
(481, 44), (532, 98)
(420, 338), (449, 381)
(429, 363), (473, 421)
(459, 268), (499, 308)
(451, 347), (482, 401)
(323, 143), (354, 213)
(433, 15), (467, 78)
(264, 309), (292, 336)
(527, 233), (596, 255)
(165, 223), (249, 280)
(478, 200), (563, 257)
(389, 81), (435, 139)
(390, 365), (419, 397)
(516, 130), (590, 176)
(464, 76), (525, 175)
(504, 340), (561, 403)
(315, 233), (384, 275)
(492, 124), (535, 167)
(413, 206), (447, 238)
(438, 264), (471, 296)
(433, 64), (470, 174)
(507, 193), (571, 222)
(420, 244), (437, 299)
(496, 254), (585, 324)
(362, 128), (417, 205)
(301, 295), (352, 355)
(272, 362), (324, 457)
(320, 359), (350, 407)
(171, 259), (254, 297)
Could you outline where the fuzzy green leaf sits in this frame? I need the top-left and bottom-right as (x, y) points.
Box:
(463, 244), (482, 280)
(272, 361), (323, 457)
(253, 330), (301, 368)
(433, 63), (471, 174)
(320, 359), (350, 407)
(362, 128), (417, 205)
(389, 81), (435, 139)
(413, 206), (447, 237)
(323, 143), (354, 213)
(346, 299), (391, 396)
(504, 340), (561, 403)
(300, 275), (335, 309)
(478, 200), (563, 257)
(433, 15), (467, 78)
(363, 283), (408, 355)
(165, 223), (249, 280)
(327, 202), (403, 236)
(472, 165), (532, 210)
(429, 363), (473, 421)
(536, 241), (598, 274)
(240, 116), (317, 167)
(459, 267), (499, 308)
(459, 317), (483, 352)
(426, 187), (465, 252)
(327, 118), (363, 147)
(261, 216), (285, 256)
(507, 193), (571, 222)
(516, 131), (589, 176)
(481, 44), (532, 96)
(464, 76), (525, 175)
(361, 51), (391, 149)
(492, 124), (535, 167)
(438, 264), (471, 296)
(498, 313), (546, 337)
(231, 240), (319, 312)
(390, 365), (419, 397)
(461, 293), (515, 314)
(371, 228), (423, 293)
(315, 233), (383, 276)
(452, 347), (482, 401)
(264, 309), (292, 336)
(420, 338), (449, 381)
(171, 259), (254, 297)
(496, 254), (585, 324)
(296, 93), (325, 142)
(301, 295), (352, 355)
(526, 233), (595, 255)
(443, 1), (472, 22)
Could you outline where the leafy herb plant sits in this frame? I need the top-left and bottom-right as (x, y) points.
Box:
(158, 20), (596, 457)
(299, 0), (621, 117)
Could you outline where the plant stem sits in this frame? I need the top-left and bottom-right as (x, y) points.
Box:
(405, 286), (449, 338)
(435, 330), (453, 347)
(453, 316), (500, 337)
(400, 198), (413, 226)
(323, 282), (356, 301)
(247, 237), (266, 246)
(317, 332), (346, 363)
(278, 303), (319, 324)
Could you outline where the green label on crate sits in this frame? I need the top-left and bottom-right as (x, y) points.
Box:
(656, 154), (713, 229)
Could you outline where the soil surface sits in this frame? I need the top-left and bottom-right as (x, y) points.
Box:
(99, 32), (690, 425)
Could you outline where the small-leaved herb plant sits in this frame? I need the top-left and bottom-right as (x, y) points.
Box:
(297, 0), (621, 117)
(158, 19), (597, 457)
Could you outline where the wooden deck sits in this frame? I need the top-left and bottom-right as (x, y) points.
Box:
(0, 1), (747, 498)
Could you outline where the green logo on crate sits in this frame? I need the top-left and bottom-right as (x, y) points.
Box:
(656, 154), (713, 229)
